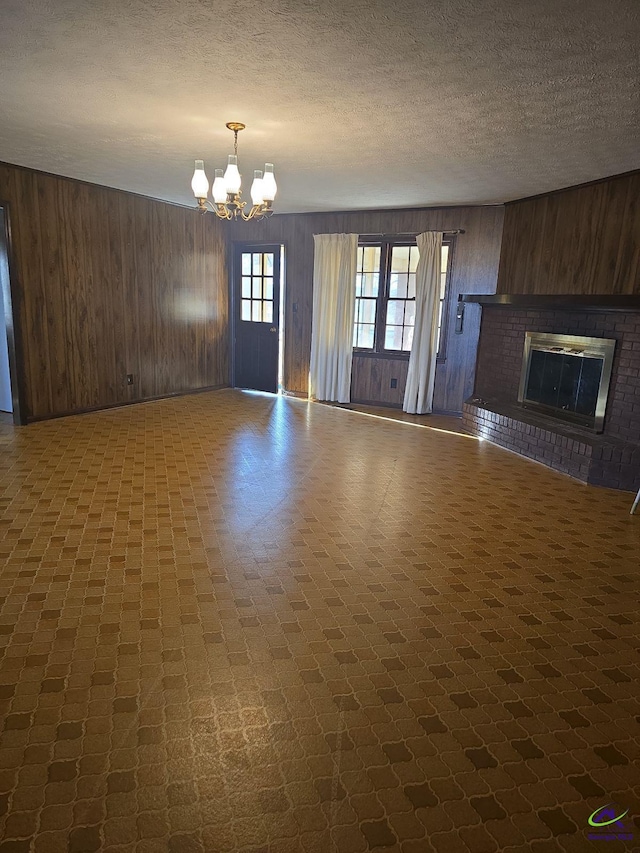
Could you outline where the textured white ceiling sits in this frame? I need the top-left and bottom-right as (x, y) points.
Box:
(0, 0), (638, 213)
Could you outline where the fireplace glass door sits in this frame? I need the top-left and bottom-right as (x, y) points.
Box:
(518, 333), (616, 432)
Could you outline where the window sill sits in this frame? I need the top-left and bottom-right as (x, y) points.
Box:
(353, 351), (410, 361)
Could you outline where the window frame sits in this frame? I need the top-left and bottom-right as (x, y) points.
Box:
(353, 235), (454, 362)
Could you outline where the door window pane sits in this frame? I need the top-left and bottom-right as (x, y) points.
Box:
(240, 250), (278, 324)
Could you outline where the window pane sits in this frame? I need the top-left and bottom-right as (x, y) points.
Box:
(252, 279), (261, 299)
(252, 254), (262, 275)
(436, 302), (445, 352)
(408, 273), (416, 299)
(441, 244), (449, 273)
(263, 302), (273, 323)
(242, 254), (251, 275)
(362, 273), (379, 297)
(241, 300), (251, 321)
(390, 273), (408, 298)
(385, 325), (404, 350)
(386, 300), (405, 326)
(357, 323), (375, 349)
(264, 277), (273, 300)
(362, 246), (380, 273)
(440, 272), (447, 299)
(252, 301), (261, 322)
(391, 245), (410, 272)
(242, 277), (251, 298)
(403, 325), (414, 352)
(404, 301), (416, 327)
(355, 273), (363, 297)
(409, 246), (419, 273)
(360, 299), (376, 324)
(264, 254), (274, 275)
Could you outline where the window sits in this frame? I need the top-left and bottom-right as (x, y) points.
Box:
(353, 237), (453, 357)
(240, 251), (275, 323)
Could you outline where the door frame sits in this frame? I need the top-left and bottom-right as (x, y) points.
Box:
(228, 240), (284, 391)
(0, 201), (27, 424)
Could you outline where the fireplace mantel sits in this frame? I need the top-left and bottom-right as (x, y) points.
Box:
(461, 294), (640, 312)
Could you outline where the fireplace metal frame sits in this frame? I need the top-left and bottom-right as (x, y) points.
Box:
(517, 332), (616, 432)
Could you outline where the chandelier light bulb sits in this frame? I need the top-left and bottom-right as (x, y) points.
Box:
(212, 169), (227, 203)
(224, 155), (241, 195)
(251, 171), (264, 206)
(191, 160), (209, 199)
(262, 163), (277, 201)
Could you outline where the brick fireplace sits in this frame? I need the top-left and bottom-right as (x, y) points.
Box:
(461, 295), (640, 492)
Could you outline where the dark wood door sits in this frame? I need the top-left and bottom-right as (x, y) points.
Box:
(233, 244), (281, 392)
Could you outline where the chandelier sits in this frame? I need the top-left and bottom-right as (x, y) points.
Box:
(190, 122), (277, 221)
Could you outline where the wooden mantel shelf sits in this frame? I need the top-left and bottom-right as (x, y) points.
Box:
(461, 294), (640, 312)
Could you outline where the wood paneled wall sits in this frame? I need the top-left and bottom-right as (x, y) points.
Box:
(0, 162), (228, 421)
(227, 206), (504, 413)
(351, 356), (409, 407)
(497, 171), (640, 295)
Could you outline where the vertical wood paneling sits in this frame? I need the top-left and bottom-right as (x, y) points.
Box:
(0, 161), (229, 421)
(351, 356), (409, 406)
(18, 170), (53, 418)
(37, 174), (70, 414)
(497, 172), (640, 295)
(227, 205), (504, 413)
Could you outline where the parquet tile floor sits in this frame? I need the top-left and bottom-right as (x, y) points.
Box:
(0, 389), (638, 853)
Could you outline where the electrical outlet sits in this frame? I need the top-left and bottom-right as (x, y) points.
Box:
(390, 378), (398, 388)
(126, 374), (134, 385)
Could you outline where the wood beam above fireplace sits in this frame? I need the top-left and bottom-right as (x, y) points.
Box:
(461, 294), (640, 312)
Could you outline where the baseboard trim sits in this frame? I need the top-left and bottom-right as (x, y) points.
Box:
(26, 384), (230, 424)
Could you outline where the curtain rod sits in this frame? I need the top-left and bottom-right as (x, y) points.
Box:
(359, 229), (465, 237)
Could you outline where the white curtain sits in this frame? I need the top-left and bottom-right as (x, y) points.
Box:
(403, 231), (443, 414)
(309, 233), (358, 403)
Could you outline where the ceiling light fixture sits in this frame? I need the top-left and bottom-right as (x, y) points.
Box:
(191, 122), (277, 221)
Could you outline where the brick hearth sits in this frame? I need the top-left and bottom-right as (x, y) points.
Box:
(462, 300), (640, 491)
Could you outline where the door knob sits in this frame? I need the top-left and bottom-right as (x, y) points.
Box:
(269, 327), (277, 332)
